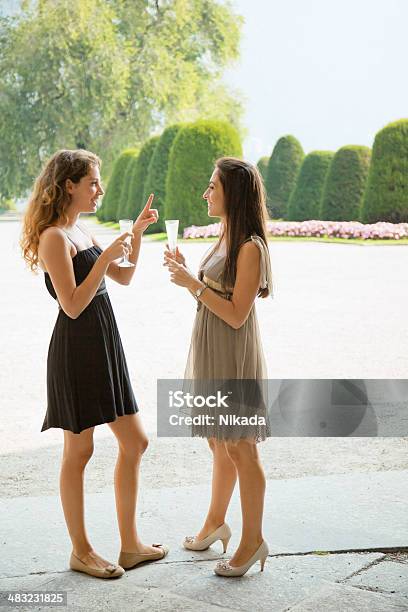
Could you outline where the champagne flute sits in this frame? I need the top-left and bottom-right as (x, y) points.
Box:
(165, 219), (179, 255)
(118, 219), (135, 267)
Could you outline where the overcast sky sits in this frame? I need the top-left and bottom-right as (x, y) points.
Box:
(224, 0), (408, 162)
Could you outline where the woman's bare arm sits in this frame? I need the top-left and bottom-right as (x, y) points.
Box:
(38, 227), (125, 319)
(166, 242), (261, 330)
(196, 242), (261, 329)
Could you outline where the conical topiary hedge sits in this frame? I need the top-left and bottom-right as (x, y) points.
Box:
(122, 136), (160, 221)
(142, 124), (184, 232)
(116, 153), (138, 220)
(287, 151), (334, 221)
(265, 135), (304, 219)
(320, 145), (371, 221)
(97, 148), (138, 222)
(361, 119), (408, 223)
(256, 156), (269, 184)
(165, 120), (242, 230)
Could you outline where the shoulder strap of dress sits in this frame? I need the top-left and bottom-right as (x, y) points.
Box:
(60, 228), (79, 249)
(243, 235), (274, 296)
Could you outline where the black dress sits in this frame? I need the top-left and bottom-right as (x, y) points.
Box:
(41, 244), (138, 434)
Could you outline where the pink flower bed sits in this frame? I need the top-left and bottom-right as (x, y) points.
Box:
(183, 220), (408, 240)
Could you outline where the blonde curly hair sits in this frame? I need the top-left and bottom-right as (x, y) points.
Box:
(21, 149), (101, 272)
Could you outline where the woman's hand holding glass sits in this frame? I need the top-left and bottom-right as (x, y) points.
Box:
(164, 254), (201, 291)
(100, 232), (133, 266)
(163, 244), (186, 267)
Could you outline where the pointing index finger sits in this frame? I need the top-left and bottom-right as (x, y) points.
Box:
(143, 193), (154, 212)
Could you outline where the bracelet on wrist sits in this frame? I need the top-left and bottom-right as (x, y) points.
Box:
(193, 283), (208, 299)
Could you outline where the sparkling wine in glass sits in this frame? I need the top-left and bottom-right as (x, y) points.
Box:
(165, 219), (179, 254)
(118, 219), (135, 268)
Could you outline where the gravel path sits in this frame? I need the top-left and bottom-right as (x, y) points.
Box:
(1, 218), (407, 498)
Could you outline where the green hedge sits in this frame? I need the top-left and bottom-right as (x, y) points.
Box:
(265, 135), (304, 219)
(117, 154), (138, 220)
(320, 145), (371, 221)
(287, 151), (334, 221)
(142, 124), (184, 232)
(97, 149), (137, 222)
(256, 156), (269, 183)
(361, 119), (408, 223)
(121, 136), (160, 221)
(165, 120), (242, 230)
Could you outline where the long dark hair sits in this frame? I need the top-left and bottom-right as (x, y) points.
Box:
(202, 157), (271, 298)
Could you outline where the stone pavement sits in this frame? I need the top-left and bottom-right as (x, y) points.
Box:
(1, 470), (407, 611)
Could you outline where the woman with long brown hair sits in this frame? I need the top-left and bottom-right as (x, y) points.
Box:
(21, 149), (168, 579)
(164, 156), (273, 577)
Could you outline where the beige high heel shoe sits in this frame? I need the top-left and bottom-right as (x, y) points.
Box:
(118, 543), (169, 569)
(214, 540), (269, 577)
(69, 552), (125, 579)
(183, 523), (232, 553)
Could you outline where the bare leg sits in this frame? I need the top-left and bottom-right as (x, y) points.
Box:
(60, 427), (115, 569)
(224, 439), (266, 567)
(108, 413), (159, 554)
(195, 438), (238, 540)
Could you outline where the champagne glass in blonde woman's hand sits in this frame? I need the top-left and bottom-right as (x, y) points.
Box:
(118, 219), (135, 267)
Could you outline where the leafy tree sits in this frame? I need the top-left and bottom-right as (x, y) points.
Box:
(142, 124), (184, 232)
(165, 120), (242, 230)
(0, 0), (129, 198)
(97, 148), (138, 222)
(287, 151), (333, 221)
(265, 135), (304, 219)
(0, 0), (243, 199)
(122, 136), (160, 220)
(320, 145), (371, 221)
(361, 119), (408, 223)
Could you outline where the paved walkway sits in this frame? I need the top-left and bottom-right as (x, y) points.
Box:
(1, 471), (407, 610)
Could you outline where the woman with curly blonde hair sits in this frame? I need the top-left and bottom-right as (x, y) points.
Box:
(21, 149), (168, 579)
